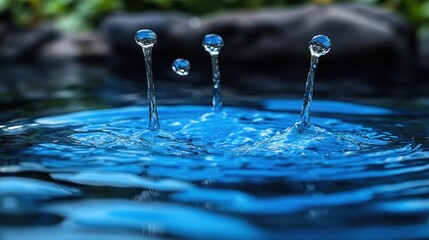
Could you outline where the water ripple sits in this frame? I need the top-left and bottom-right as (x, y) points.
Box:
(1, 100), (428, 239)
(51, 172), (194, 191)
(41, 199), (264, 239)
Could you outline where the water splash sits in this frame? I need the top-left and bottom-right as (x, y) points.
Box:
(172, 58), (191, 76)
(135, 29), (160, 131)
(240, 120), (387, 158)
(238, 35), (362, 156)
(177, 34), (230, 140)
(203, 34), (224, 114)
(134, 129), (208, 156)
(1, 27), (428, 240)
(299, 35), (331, 132)
(118, 32), (207, 155)
(2, 100), (427, 240)
(179, 109), (255, 150)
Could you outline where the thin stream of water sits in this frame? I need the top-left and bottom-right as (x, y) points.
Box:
(203, 34), (224, 114)
(135, 29), (160, 131)
(300, 55), (318, 128)
(142, 47), (160, 131)
(210, 54), (223, 113)
(300, 35), (331, 131)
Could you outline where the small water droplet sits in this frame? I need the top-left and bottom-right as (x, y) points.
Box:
(309, 35), (331, 57)
(135, 29), (157, 48)
(203, 34), (224, 55)
(172, 58), (191, 76)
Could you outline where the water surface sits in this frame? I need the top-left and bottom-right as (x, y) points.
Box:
(0, 67), (428, 239)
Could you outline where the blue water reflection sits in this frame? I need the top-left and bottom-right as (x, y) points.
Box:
(1, 100), (428, 239)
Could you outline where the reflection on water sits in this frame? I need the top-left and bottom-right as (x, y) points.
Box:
(1, 81), (429, 239)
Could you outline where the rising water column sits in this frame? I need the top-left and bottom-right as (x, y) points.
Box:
(203, 34), (224, 114)
(135, 29), (160, 131)
(299, 35), (331, 132)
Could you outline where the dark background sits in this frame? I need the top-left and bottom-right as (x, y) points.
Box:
(0, 0), (428, 117)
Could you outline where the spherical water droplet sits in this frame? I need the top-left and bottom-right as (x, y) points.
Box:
(135, 29), (157, 48)
(172, 58), (191, 76)
(203, 34), (224, 55)
(309, 35), (331, 57)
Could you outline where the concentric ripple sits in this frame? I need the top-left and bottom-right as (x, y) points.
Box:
(1, 100), (428, 240)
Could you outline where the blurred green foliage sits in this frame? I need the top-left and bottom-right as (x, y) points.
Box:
(0, 0), (428, 35)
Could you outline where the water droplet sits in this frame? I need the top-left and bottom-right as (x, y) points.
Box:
(203, 34), (224, 55)
(172, 58), (191, 76)
(309, 35), (331, 57)
(135, 29), (157, 48)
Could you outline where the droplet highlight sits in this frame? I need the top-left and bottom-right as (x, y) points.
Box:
(172, 58), (191, 76)
(309, 35), (331, 57)
(203, 34), (224, 55)
(134, 29), (157, 48)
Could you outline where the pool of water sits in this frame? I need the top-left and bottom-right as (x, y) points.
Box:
(0, 66), (428, 239)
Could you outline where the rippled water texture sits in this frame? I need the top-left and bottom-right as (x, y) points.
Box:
(1, 100), (428, 240)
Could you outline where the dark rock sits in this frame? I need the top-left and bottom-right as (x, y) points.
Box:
(99, 11), (193, 75)
(0, 24), (59, 62)
(419, 33), (429, 72)
(0, 10), (14, 42)
(101, 4), (417, 97)
(39, 33), (110, 63)
(100, 11), (190, 52)
(418, 33), (429, 96)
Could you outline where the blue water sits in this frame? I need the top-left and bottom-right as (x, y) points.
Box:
(1, 99), (428, 240)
